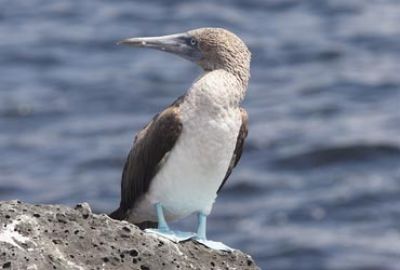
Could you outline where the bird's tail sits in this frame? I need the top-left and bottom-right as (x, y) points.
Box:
(109, 207), (126, 220)
(136, 221), (157, 230)
(109, 207), (157, 230)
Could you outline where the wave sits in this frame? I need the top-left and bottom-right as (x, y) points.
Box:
(272, 144), (400, 170)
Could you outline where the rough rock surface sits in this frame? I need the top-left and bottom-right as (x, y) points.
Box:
(0, 201), (260, 270)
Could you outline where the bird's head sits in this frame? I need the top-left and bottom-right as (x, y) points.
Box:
(118, 28), (251, 85)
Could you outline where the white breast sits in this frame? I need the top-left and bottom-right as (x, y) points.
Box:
(131, 70), (244, 222)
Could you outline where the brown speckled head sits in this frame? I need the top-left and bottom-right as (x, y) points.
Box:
(119, 27), (251, 86)
(188, 28), (251, 85)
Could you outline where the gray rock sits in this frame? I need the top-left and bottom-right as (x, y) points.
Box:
(0, 200), (260, 270)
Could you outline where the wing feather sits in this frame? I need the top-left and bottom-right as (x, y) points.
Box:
(110, 99), (183, 220)
(217, 108), (248, 193)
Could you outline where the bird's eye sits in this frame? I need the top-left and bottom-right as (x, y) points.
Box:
(190, 38), (198, 46)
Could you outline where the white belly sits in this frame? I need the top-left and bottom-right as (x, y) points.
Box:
(131, 107), (242, 222)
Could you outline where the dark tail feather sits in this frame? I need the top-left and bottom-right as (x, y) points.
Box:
(109, 208), (157, 230)
(136, 221), (157, 230)
(109, 207), (126, 220)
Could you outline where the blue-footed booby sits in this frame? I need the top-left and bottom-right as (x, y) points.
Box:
(110, 28), (250, 250)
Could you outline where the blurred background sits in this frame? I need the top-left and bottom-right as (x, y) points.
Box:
(1, 0), (400, 269)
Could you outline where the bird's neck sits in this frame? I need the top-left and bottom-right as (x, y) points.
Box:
(224, 62), (250, 90)
(203, 64), (250, 90)
(186, 69), (246, 111)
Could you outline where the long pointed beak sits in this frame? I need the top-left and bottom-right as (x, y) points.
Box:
(118, 33), (202, 62)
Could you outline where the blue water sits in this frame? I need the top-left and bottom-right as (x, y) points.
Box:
(1, 0), (400, 269)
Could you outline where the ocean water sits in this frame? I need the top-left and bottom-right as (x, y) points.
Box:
(1, 0), (400, 269)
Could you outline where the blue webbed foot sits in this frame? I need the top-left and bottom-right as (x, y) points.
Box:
(193, 212), (234, 251)
(144, 202), (195, 242)
(145, 228), (195, 242)
(194, 238), (234, 251)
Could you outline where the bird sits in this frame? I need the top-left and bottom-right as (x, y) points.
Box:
(109, 27), (250, 250)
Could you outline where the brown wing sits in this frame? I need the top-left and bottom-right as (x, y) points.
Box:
(110, 100), (183, 220)
(217, 108), (248, 193)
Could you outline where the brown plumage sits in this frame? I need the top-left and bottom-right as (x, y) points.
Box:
(109, 98), (183, 222)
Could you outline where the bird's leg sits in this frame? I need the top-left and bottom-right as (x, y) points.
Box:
(145, 202), (195, 242)
(196, 212), (207, 240)
(155, 202), (169, 232)
(193, 212), (234, 251)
